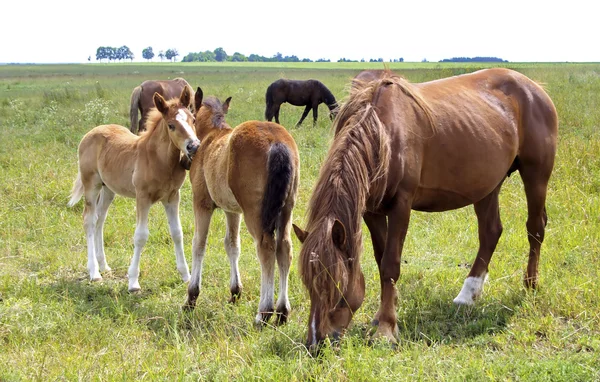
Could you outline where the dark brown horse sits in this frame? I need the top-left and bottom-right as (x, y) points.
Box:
(130, 78), (194, 133)
(293, 68), (558, 347)
(185, 87), (300, 326)
(265, 79), (338, 127)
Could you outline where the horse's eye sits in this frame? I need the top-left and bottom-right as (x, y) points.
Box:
(168, 123), (175, 130)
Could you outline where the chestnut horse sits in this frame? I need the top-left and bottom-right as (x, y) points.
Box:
(293, 68), (558, 347)
(265, 79), (338, 127)
(130, 77), (194, 133)
(69, 86), (200, 291)
(184, 87), (300, 325)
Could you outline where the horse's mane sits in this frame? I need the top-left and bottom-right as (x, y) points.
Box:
(300, 73), (392, 322)
(201, 96), (230, 129)
(318, 82), (337, 108)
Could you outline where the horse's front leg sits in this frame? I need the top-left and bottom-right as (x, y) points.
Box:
(312, 102), (319, 126)
(296, 105), (311, 127)
(364, 211), (388, 324)
(224, 211), (243, 303)
(374, 196), (412, 342)
(162, 190), (191, 283)
(185, 202), (214, 310)
(128, 197), (151, 292)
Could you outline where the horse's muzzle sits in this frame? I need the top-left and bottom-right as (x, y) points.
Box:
(186, 140), (200, 159)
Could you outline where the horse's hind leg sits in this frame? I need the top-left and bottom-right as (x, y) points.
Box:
(454, 182), (504, 305)
(162, 191), (191, 283)
(273, 104), (282, 124)
(94, 186), (115, 273)
(82, 180), (102, 281)
(273, 204), (294, 325)
(519, 165), (551, 289)
(224, 211), (243, 303)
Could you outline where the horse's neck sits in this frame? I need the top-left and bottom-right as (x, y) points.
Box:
(198, 125), (232, 145)
(140, 122), (180, 166)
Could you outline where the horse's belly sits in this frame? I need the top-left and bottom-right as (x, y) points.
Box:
(208, 183), (242, 213)
(412, 187), (479, 212)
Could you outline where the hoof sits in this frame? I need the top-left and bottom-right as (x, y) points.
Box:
(90, 276), (103, 282)
(453, 275), (487, 305)
(254, 311), (273, 328)
(99, 264), (111, 273)
(128, 283), (141, 293)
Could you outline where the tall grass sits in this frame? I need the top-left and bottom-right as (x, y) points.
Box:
(0, 63), (599, 380)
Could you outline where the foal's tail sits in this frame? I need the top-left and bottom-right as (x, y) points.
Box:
(67, 171), (84, 207)
(261, 142), (294, 235)
(264, 84), (274, 121)
(129, 85), (142, 133)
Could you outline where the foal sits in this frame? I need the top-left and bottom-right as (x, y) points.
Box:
(185, 87), (300, 325)
(69, 87), (200, 291)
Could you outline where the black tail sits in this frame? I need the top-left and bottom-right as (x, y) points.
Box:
(261, 142), (293, 235)
(265, 84), (274, 121)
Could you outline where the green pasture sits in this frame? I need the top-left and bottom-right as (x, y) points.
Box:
(0, 62), (599, 380)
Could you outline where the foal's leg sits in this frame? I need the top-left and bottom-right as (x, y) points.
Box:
(454, 183), (503, 305)
(128, 198), (151, 292)
(83, 185), (102, 281)
(254, 231), (277, 325)
(364, 211), (387, 324)
(94, 186), (115, 273)
(374, 197), (412, 342)
(162, 191), (191, 283)
(296, 105), (311, 127)
(185, 205), (214, 309)
(519, 166), (551, 289)
(224, 211), (243, 303)
(273, 207), (294, 325)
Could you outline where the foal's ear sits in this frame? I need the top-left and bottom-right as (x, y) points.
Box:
(194, 87), (204, 112)
(331, 219), (347, 251)
(293, 224), (308, 244)
(180, 86), (192, 108)
(223, 96), (232, 114)
(153, 92), (168, 114)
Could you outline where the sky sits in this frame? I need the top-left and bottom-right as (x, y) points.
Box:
(1, 0), (596, 64)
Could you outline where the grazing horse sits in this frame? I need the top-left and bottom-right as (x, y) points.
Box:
(68, 86), (200, 292)
(265, 79), (338, 127)
(293, 68), (558, 347)
(130, 77), (195, 133)
(184, 87), (300, 326)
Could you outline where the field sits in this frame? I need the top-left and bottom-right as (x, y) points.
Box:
(1, 62), (599, 380)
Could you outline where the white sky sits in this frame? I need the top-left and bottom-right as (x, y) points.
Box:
(1, 0), (596, 63)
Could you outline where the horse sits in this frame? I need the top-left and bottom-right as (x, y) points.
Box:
(184, 87), (300, 326)
(292, 68), (558, 347)
(265, 79), (338, 127)
(68, 86), (201, 292)
(130, 77), (195, 134)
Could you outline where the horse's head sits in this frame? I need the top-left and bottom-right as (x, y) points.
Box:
(193, 86), (232, 137)
(153, 86), (200, 162)
(293, 219), (365, 349)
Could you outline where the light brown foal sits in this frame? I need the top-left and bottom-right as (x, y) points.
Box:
(69, 86), (200, 291)
(185, 87), (300, 325)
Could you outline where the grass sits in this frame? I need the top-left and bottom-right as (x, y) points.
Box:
(1, 62), (599, 381)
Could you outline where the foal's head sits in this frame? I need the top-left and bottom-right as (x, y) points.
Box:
(153, 86), (200, 161)
(193, 86), (232, 136)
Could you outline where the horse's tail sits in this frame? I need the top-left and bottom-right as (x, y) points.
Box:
(265, 84), (274, 121)
(129, 85), (142, 133)
(261, 142), (294, 235)
(67, 170), (84, 207)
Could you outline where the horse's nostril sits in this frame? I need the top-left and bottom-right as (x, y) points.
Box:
(187, 141), (199, 155)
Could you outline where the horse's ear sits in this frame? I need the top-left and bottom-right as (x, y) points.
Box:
(180, 86), (192, 108)
(331, 219), (347, 251)
(154, 92), (168, 114)
(293, 224), (308, 244)
(194, 87), (204, 112)
(223, 97), (232, 114)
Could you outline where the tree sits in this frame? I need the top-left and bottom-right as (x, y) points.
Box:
(142, 47), (154, 61)
(165, 49), (179, 62)
(158, 51), (165, 61)
(230, 52), (247, 62)
(214, 47), (228, 62)
(117, 45), (134, 61)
